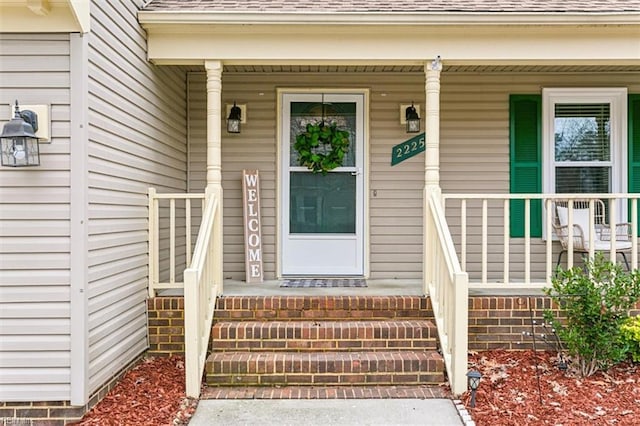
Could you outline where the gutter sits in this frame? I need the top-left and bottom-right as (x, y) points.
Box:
(138, 11), (640, 26)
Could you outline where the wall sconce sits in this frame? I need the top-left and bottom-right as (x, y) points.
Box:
(226, 102), (243, 134)
(1, 101), (40, 167)
(466, 369), (482, 408)
(401, 103), (420, 134)
(405, 102), (420, 133)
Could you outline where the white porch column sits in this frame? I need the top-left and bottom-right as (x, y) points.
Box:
(205, 60), (223, 189)
(204, 60), (224, 292)
(424, 57), (442, 193)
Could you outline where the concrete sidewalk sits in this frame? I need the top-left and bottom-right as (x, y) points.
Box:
(188, 399), (467, 425)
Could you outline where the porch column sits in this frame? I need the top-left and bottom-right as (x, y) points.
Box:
(205, 60), (223, 190)
(424, 57), (442, 193)
(204, 60), (224, 291)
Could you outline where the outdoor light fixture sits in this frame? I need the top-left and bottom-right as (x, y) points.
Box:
(405, 102), (420, 133)
(466, 369), (482, 408)
(226, 101), (242, 134)
(1, 100), (40, 167)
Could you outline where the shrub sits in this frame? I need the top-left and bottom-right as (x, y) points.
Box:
(543, 254), (640, 377)
(620, 315), (640, 363)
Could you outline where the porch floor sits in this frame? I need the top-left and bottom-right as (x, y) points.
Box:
(157, 278), (545, 297)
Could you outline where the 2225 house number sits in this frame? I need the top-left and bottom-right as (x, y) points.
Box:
(391, 133), (426, 166)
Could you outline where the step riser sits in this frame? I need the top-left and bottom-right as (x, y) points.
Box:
(211, 321), (437, 352)
(214, 296), (432, 321)
(206, 353), (444, 386)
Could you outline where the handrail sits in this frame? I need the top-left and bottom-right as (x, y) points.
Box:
(184, 193), (221, 398)
(424, 189), (469, 396)
(148, 188), (206, 297)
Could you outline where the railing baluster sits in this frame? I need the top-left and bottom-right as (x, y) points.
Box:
(632, 198), (638, 270)
(503, 199), (509, 285)
(482, 199), (487, 284)
(185, 198), (192, 266)
(545, 198), (553, 286)
(169, 198), (176, 285)
(461, 200), (467, 270)
(524, 198), (531, 284)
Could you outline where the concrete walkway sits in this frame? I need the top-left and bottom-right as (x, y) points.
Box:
(188, 399), (466, 426)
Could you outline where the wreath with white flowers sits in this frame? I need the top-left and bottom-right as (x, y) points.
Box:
(294, 122), (350, 174)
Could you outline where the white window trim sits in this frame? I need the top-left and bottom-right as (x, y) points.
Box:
(542, 88), (628, 223)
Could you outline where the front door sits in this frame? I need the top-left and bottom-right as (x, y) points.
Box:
(280, 92), (365, 276)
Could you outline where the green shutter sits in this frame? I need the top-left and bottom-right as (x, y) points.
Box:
(510, 95), (542, 238)
(629, 94), (640, 235)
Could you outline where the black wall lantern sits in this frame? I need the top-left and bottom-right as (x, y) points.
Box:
(226, 101), (242, 134)
(405, 102), (420, 133)
(1, 101), (40, 167)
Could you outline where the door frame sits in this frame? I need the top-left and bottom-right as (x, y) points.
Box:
(276, 88), (370, 278)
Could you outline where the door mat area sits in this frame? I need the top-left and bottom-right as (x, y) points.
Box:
(280, 279), (367, 288)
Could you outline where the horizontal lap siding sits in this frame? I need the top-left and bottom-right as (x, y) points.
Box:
(440, 72), (640, 281)
(188, 72), (426, 280)
(190, 70), (639, 281)
(87, 0), (187, 394)
(0, 33), (72, 401)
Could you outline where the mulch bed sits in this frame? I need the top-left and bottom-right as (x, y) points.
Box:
(72, 356), (197, 426)
(462, 350), (640, 426)
(73, 351), (640, 425)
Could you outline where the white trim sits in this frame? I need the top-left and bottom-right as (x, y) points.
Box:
(69, 32), (90, 406)
(276, 88), (369, 278)
(542, 87), (628, 222)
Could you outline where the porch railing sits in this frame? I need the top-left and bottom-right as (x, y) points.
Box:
(183, 192), (222, 398)
(424, 189), (469, 396)
(441, 193), (639, 288)
(148, 188), (205, 297)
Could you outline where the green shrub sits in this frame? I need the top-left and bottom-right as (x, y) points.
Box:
(543, 254), (640, 377)
(620, 315), (640, 363)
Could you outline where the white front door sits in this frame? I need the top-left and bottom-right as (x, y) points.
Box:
(280, 92), (365, 276)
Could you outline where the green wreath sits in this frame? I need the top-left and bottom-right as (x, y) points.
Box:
(294, 122), (350, 174)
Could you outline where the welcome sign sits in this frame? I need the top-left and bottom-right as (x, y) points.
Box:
(242, 169), (263, 283)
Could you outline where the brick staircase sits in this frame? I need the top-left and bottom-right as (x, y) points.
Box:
(205, 296), (445, 389)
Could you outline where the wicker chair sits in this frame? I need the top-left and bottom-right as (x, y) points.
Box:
(552, 199), (632, 270)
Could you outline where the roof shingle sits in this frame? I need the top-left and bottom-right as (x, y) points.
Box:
(142, 0), (640, 13)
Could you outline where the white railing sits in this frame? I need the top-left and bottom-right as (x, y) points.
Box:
(424, 189), (469, 396)
(441, 193), (639, 288)
(148, 188), (206, 297)
(184, 191), (223, 398)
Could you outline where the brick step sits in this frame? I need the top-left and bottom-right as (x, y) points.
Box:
(201, 385), (450, 399)
(214, 296), (432, 321)
(211, 320), (438, 352)
(205, 351), (445, 387)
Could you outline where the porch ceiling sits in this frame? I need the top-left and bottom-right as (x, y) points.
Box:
(222, 64), (640, 73)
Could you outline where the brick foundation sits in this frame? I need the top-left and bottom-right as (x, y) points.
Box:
(148, 295), (640, 356)
(147, 297), (185, 356)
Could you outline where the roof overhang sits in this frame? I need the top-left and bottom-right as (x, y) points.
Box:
(137, 11), (640, 67)
(0, 0), (89, 33)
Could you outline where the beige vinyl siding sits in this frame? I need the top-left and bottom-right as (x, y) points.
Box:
(188, 72), (427, 280)
(0, 33), (72, 401)
(189, 69), (639, 281)
(440, 72), (640, 282)
(86, 0), (187, 393)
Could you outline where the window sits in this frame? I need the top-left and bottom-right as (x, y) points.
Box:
(543, 88), (627, 196)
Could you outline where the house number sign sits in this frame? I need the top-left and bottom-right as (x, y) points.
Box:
(391, 132), (426, 166)
(242, 169), (263, 283)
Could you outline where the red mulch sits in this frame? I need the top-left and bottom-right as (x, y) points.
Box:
(462, 350), (640, 426)
(72, 356), (197, 426)
(72, 351), (640, 426)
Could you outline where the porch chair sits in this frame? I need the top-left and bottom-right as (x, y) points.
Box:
(552, 199), (632, 270)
